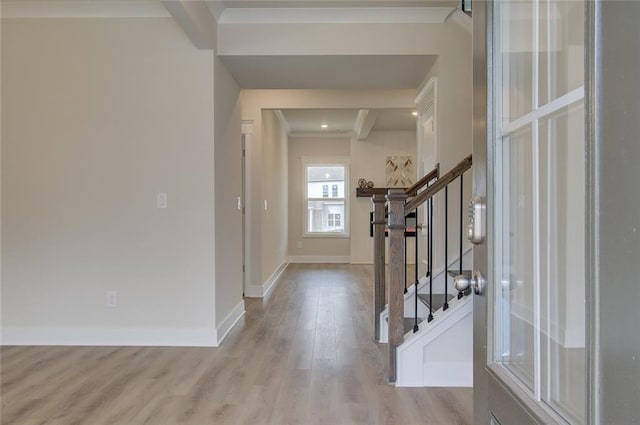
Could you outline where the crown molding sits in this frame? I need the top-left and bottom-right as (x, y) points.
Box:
(1, 1), (171, 19)
(218, 6), (455, 25)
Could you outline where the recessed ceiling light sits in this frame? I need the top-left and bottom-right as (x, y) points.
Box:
(412, 111), (418, 116)
(321, 124), (328, 129)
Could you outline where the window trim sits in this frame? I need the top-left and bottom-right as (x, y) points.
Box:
(302, 157), (350, 238)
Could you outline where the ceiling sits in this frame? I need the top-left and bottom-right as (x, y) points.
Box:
(278, 108), (418, 137)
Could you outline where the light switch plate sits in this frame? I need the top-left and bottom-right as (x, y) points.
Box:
(157, 192), (167, 209)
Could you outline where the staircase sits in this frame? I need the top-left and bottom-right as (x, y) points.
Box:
(371, 155), (473, 386)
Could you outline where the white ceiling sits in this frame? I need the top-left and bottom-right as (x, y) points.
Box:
(278, 108), (417, 137)
(219, 55), (436, 90)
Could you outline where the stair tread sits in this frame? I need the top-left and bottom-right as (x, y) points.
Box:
(417, 293), (455, 311)
(404, 317), (422, 333)
(446, 270), (472, 278)
(385, 316), (424, 334)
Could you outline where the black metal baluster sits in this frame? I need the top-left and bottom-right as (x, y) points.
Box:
(413, 205), (419, 332)
(458, 174), (464, 300)
(404, 214), (408, 294)
(428, 197), (434, 323)
(444, 186), (449, 311)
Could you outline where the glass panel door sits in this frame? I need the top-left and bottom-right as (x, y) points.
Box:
(491, 0), (586, 423)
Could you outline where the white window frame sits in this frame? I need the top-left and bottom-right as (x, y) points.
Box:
(302, 157), (350, 238)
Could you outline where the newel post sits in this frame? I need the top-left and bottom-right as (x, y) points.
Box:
(372, 194), (387, 342)
(386, 188), (407, 383)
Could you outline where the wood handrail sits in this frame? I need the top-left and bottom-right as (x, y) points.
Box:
(405, 164), (440, 196)
(404, 155), (472, 215)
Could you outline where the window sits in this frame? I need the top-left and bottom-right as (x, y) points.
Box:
(303, 159), (349, 237)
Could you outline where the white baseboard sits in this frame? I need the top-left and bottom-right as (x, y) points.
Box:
(263, 258), (289, 297)
(216, 300), (245, 345)
(288, 255), (350, 264)
(1, 326), (219, 347)
(245, 257), (290, 298)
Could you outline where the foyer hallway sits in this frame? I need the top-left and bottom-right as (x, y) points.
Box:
(0, 264), (472, 425)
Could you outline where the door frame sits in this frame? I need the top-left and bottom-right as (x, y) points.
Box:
(471, 0), (490, 421)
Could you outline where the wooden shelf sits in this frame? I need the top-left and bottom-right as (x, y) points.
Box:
(356, 187), (407, 197)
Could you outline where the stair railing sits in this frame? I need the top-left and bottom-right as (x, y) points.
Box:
(372, 165), (439, 343)
(385, 154), (472, 383)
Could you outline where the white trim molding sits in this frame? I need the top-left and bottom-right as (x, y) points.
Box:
(1, 1), (171, 19)
(1, 327), (219, 347)
(289, 255), (350, 264)
(244, 258), (290, 298)
(273, 110), (291, 136)
(215, 300), (246, 345)
(447, 9), (472, 34)
(218, 7), (455, 25)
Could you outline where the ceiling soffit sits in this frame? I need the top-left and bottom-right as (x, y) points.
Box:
(216, 6), (455, 24)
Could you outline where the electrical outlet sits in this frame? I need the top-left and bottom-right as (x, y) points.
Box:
(106, 291), (118, 308)
(157, 192), (167, 209)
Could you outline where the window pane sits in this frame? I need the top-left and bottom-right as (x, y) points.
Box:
(500, 0), (535, 124)
(307, 166), (345, 198)
(539, 0), (584, 106)
(494, 124), (535, 391)
(308, 201), (344, 233)
(539, 101), (585, 423)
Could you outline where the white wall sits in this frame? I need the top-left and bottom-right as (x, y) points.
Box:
(288, 136), (351, 259)
(261, 110), (289, 281)
(213, 55), (244, 329)
(416, 19), (473, 274)
(350, 130), (417, 264)
(218, 22), (451, 56)
(1, 18), (217, 345)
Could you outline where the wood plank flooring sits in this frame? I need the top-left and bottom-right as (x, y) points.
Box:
(1, 264), (472, 425)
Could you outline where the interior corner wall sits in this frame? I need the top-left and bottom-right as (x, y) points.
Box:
(1, 18), (217, 345)
(213, 55), (243, 326)
(349, 130), (417, 264)
(261, 111), (289, 282)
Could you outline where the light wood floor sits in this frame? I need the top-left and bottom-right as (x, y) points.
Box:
(1, 264), (472, 425)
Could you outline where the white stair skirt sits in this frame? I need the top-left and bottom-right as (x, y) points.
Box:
(395, 295), (473, 387)
(378, 248), (472, 344)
